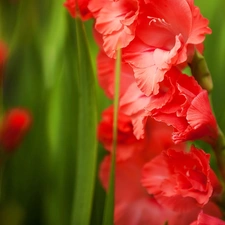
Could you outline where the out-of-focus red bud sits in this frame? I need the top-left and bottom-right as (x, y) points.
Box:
(0, 41), (8, 85)
(0, 108), (32, 152)
(0, 42), (8, 66)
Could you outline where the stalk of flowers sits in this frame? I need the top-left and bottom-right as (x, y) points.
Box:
(96, 47), (225, 223)
(64, 0), (225, 223)
(91, 0), (225, 185)
(88, 0), (224, 165)
(88, 0), (211, 96)
(65, 0), (219, 143)
(63, 0), (220, 143)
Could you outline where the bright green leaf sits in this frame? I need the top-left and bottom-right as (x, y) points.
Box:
(70, 18), (98, 225)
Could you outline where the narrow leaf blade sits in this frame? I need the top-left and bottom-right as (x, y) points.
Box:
(70, 18), (98, 225)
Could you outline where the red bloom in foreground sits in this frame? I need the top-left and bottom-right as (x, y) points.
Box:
(0, 108), (32, 152)
(190, 211), (225, 225)
(141, 145), (222, 212)
(146, 67), (218, 145)
(63, 0), (92, 20)
(91, 0), (211, 95)
(122, 0), (211, 96)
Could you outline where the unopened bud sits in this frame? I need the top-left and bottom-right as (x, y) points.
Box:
(0, 108), (32, 152)
(189, 50), (213, 93)
(0, 41), (8, 86)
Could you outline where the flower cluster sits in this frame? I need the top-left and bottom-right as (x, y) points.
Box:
(64, 0), (224, 224)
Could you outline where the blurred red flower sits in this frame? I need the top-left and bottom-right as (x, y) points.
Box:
(0, 108), (32, 152)
(0, 41), (8, 83)
(0, 42), (8, 66)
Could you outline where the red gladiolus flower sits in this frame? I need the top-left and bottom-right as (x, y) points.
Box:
(97, 50), (135, 99)
(146, 67), (218, 145)
(98, 105), (178, 161)
(63, 0), (92, 20)
(122, 0), (211, 96)
(100, 152), (222, 225)
(141, 145), (222, 212)
(98, 105), (145, 161)
(90, 0), (211, 95)
(190, 211), (225, 225)
(0, 108), (32, 152)
(100, 155), (172, 225)
(97, 48), (217, 144)
(89, 0), (140, 58)
(97, 50), (150, 139)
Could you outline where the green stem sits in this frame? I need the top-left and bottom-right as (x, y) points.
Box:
(102, 48), (121, 225)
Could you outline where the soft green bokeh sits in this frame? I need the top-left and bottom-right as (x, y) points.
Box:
(0, 1), (225, 225)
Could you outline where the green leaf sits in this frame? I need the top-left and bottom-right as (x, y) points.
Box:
(70, 18), (98, 225)
(45, 53), (78, 225)
(102, 49), (121, 225)
(39, 0), (67, 89)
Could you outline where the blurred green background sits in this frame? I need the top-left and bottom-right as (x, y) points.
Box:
(0, 0), (224, 225)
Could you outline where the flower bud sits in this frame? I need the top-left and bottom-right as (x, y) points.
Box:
(0, 108), (32, 152)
